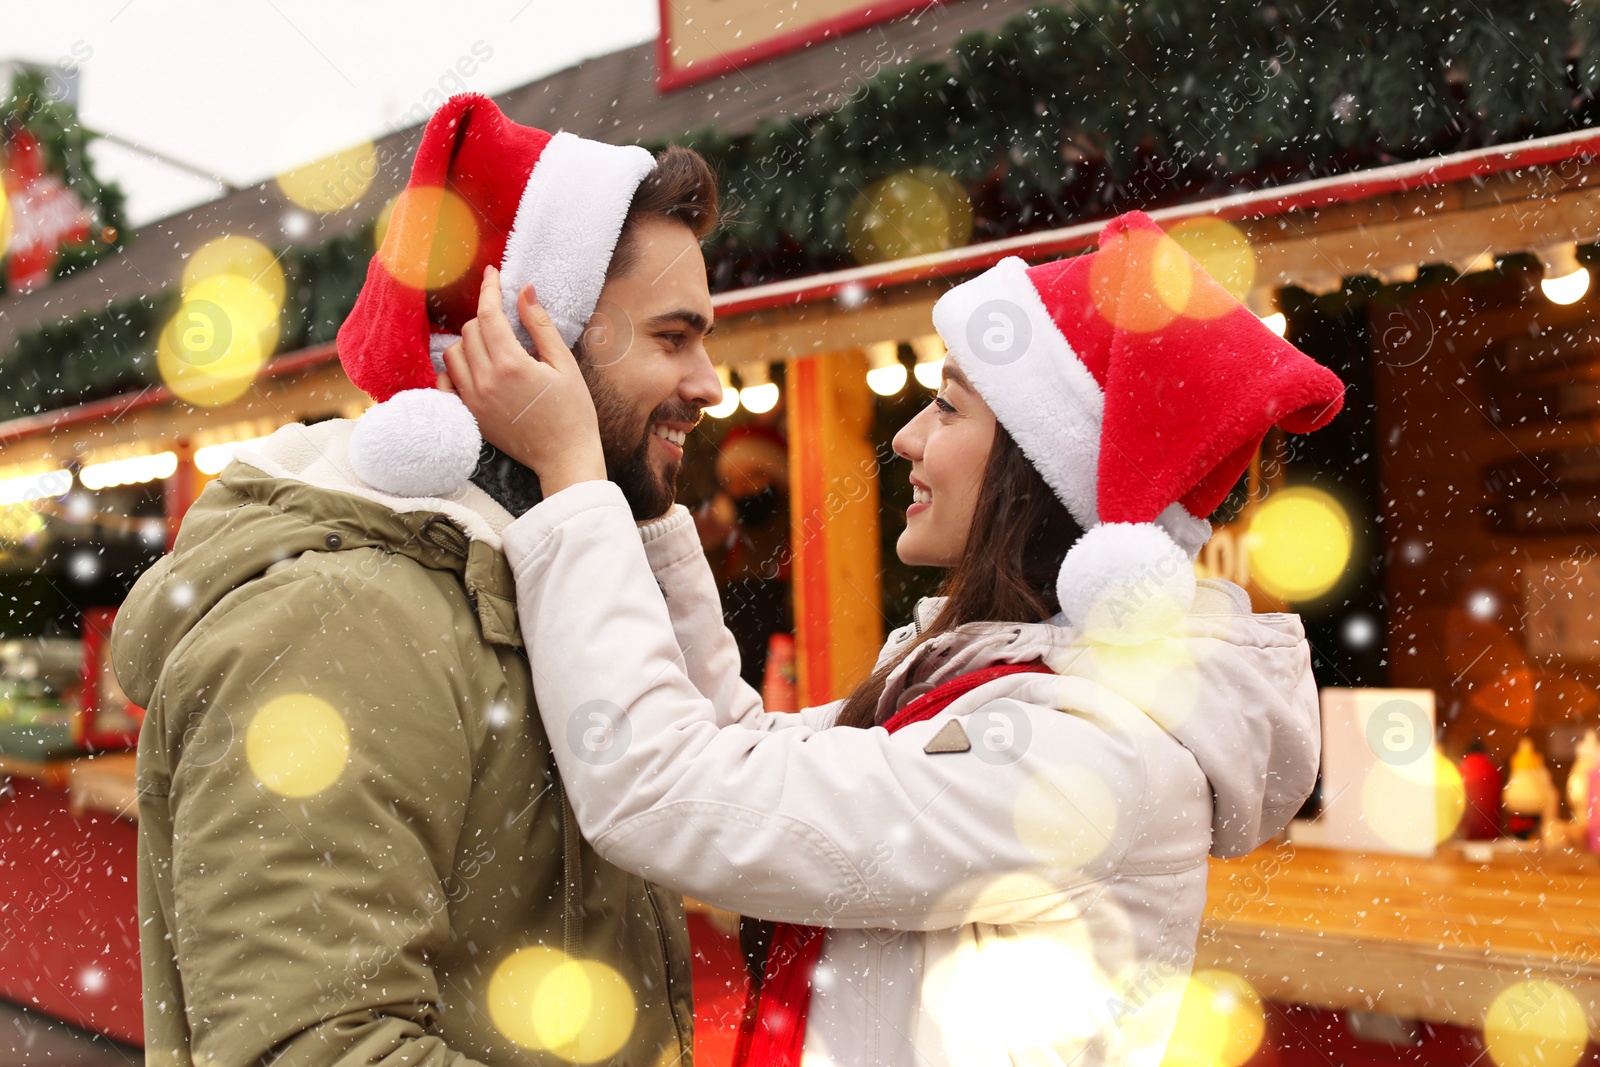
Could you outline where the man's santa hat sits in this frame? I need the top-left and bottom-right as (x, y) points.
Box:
(336, 94), (655, 497)
(932, 211), (1346, 643)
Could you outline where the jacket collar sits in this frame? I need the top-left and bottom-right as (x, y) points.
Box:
(224, 422), (523, 647)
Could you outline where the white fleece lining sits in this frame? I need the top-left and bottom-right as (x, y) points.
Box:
(233, 420), (514, 550)
(499, 132), (657, 349)
(429, 332), (460, 374)
(934, 257), (1213, 558)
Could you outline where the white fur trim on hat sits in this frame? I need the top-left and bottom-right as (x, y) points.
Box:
(499, 132), (656, 350)
(934, 256), (1214, 559)
(935, 256), (1103, 529)
(348, 388), (482, 498)
(1057, 522), (1197, 644)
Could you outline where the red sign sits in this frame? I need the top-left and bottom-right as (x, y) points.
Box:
(3, 131), (92, 292)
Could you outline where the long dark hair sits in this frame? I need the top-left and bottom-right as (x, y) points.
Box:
(832, 425), (1084, 729)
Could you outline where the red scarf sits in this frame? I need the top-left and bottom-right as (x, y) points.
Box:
(731, 660), (1054, 1067)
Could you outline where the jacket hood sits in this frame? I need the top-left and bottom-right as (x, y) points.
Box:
(113, 420), (520, 709)
(878, 579), (1320, 859)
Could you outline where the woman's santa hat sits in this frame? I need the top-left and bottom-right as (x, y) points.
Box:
(932, 211), (1346, 643)
(336, 94), (656, 497)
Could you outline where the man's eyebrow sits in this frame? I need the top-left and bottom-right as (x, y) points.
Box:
(643, 310), (712, 335)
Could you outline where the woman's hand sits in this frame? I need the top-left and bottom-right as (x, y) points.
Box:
(439, 266), (606, 496)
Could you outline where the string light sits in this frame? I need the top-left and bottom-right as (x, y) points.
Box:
(706, 366), (740, 418)
(1539, 242), (1591, 305)
(80, 452), (178, 490)
(737, 362), (780, 414)
(865, 341), (908, 396)
(910, 334), (946, 389)
(1246, 290), (1287, 337)
(195, 435), (274, 475)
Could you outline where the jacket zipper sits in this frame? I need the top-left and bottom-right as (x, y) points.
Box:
(645, 887), (691, 1058)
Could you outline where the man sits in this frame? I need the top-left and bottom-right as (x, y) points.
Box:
(112, 94), (722, 1066)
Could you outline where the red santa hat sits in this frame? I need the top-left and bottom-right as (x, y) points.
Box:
(336, 93), (656, 497)
(932, 210), (1346, 642)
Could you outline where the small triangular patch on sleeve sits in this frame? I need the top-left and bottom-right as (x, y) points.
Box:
(923, 719), (972, 754)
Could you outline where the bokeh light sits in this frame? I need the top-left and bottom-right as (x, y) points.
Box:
(160, 236), (286, 407)
(1360, 751), (1465, 848)
(1013, 766), (1119, 870)
(846, 167), (973, 265)
(1485, 980), (1589, 1067)
(1156, 970), (1266, 1067)
(376, 187), (481, 291)
(1167, 218), (1258, 302)
(1069, 639), (1200, 732)
(182, 234), (285, 307)
(0, 171), (11, 252)
(1246, 487), (1353, 601)
(273, 113), (378, 213)
(1091, 223), (1248, 333)
(930, 933), (1107, 1059)
(245, 693), (351, 798)
(488, 946), (636, 1062)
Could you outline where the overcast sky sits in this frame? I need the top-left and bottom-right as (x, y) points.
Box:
(4, 0), (658, 225)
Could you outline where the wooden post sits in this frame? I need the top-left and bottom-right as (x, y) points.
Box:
(786, 350), (883, 707)
(163, 438), (198, 552)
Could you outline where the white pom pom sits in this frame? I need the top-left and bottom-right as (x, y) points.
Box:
(1057, 522), (1196, 644)
(348, 388), (481, 497)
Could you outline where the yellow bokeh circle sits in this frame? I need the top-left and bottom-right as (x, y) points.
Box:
(931, 934), (1107, 1057)
(245, 694), (351, 798)
(184, 235), (286, 308)
(1246, 488), (1353, 601)
(1091, 228), (1184, 333)
(1013, 766), (1119, 871)
(0, 171), (11, 252)
(1167, 218), (1258, 303)
(1359, 751), (1466, 849)
(847, 167), (973, 265)
(488, 946), (636, 1063)
(1485, 980), (1589, 1067)
(158, 275), (281, 408)
(1157, 970), (1265, 1067)
(277, 141), (378, 214)
(375, 187), (481, 291)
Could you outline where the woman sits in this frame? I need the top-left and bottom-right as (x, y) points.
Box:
(442, 211), (1344, 1066)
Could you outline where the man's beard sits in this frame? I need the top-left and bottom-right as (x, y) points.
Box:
(589, 367), (698, 521)
(467, 367), (697, 521)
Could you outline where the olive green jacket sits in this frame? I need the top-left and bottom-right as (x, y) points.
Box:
(112, 420), (694, 1067)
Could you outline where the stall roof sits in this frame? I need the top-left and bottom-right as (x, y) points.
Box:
(5, 121), (1600, 461)
(0, 0), (1030, 359)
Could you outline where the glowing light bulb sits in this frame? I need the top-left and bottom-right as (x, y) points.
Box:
(910, 334), (946, 389)
(736, 362), (779, 414)
(865, 340), (906, 396)
(740, 383), (780, 414)
(706, 367), (740, 418)
(1543, 270), (1590, 305)
(1260, 312), (1287, 336)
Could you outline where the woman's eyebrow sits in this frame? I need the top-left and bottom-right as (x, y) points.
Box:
(942, 363), (974, 392)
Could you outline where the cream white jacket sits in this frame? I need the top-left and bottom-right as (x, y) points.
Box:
(502, 482), (1321, 1067)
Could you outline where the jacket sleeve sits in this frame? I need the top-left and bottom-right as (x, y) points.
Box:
(504, 483), (1161, 931)
(155, 569), (490, 1067)
(637, 505), (806, 732)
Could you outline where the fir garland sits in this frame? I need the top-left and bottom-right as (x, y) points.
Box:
(1, 68), (128, 292)
(684, 0), (1600, 287)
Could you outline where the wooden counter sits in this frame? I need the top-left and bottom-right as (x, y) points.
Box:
(0, 751), (137, 820)
(1198, 841), (1600, 1033)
